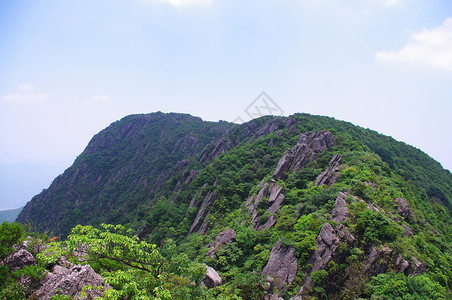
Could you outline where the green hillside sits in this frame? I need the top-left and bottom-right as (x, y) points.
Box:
(9, 112), (451, 299)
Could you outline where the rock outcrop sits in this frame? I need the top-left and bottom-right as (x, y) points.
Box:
(262, 240), (298, 290)
(33, 264), (109, 299)
(2, 249), (36, 272)
(395, 198), (413, 220)
(314, 153), (342, 186)
(206, 228), (237, 258)
(273, 131), (336, 180)
(294, 223), (355, 297)
(246, 182), (286, 230)
(331, 192), (349, 223)
(190, 189), (218, 234)
(366, 246), (425, 277)
(201, 266), (222, 288)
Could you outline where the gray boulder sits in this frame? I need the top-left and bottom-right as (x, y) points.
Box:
(262, 240), (298, 290)
(2, 249), (36, 272)
(201, 265), (222, 288)
(331, 192), (349, 223)
(33, 264), (109, 299)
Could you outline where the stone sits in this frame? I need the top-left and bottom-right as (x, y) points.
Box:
(401, 223), (413, 238)
(331, 192), (349, 223)
(314, 154), (342, 186)
(2, 249), (36, 272)
(262, 240), (298, 290)
(201, 266), (222, 288)
(409, 256), (426, 275)
(294, 222), (355, 297)
(189, 189), (218, 234)
(366, 246), (394, 275)
(395, 198), (413, 220)
(273, 131), (336, 180)
(246, 182), (286, 231)
(396, 253), (410, 273)
(206, 228), (237, 258)
(32, 264), (109, 299)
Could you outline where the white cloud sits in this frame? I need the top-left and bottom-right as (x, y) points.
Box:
(375, 18), (452, 71)
(18, 83), (36, 91)
(146, 0), (213, 7)
(87, 95), (109, 102)
(1, 93), (50, 105)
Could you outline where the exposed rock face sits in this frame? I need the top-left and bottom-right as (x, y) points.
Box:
(331, 192), (349, 223)
(367, 245), (394, 275)
(314, 154), (342, 186)
(401, 223), (413, 238)
(366, 246), (424, 277)
(2, 249), (36, 272)
(206, 228), (237, 258)
(295, 223), (355, 297)
(33, 264), (109, 299)
(396, 253), (410, 273)
(198, 137), (234, 163)
(246, 182), (285, 230)
(201, 266), (222, 288)
(190, 189), (218, 234)
(409, 256), (426, 275)
(262, 240), (298, 290)
(242, 117), (299, 141)
(273, 131), (336, 180)
(395, 198), (413, 220)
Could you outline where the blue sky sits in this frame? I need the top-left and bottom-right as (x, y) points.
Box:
(0, 0), (451, 209)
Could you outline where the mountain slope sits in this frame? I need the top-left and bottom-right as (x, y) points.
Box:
(0, 207), (22, 223)
(16, 112), (452, 299)
(17, 112), (232, 236)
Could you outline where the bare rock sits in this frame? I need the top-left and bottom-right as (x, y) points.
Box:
(314, 154), (342, 186)
(198, 137), (234, 163)
(201, 266), (222, 288)
(401, 223), (413, 238)
(396, 253), (410, 273)
(262, 240), (298, 290)
(246, 181), (286, 231)
(189, 189), (218, 234)
(2, 249), (36, 272)
(408, 256), (426, 276)
(366, 246), (394, 275)
(206, 228), (237, 258)
(273, 131), (336, 180)
(33, 264), (109, 299)
(395, 198), (412, 220)
(367, 202), (380, 213)
(295, 223), (354, 297)
(331, 192), (349, 223)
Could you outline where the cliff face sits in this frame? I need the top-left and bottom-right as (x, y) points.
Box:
(15, 112), (452, 299)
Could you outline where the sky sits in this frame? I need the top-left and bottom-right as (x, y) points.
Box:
(0, 0), (451, 210)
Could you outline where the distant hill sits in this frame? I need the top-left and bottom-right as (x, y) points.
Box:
(0, 207), (23, 223)
(15, 112), (452, 299)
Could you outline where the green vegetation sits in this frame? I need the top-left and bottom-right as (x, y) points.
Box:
(10, 113), (452, 299)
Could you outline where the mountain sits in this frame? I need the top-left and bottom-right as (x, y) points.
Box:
(15, 112), (452, 299)
(0, 207), (23, 223)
